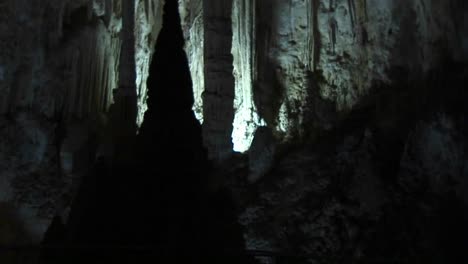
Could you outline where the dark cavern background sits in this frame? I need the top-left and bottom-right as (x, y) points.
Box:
(0, 0), (468, 263)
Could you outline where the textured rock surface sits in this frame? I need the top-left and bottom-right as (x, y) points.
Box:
(399, 114), (467, 199)
(135, 0), (164, 126)
(231, 0), (264, 152)
(179, 0), (204, 121)
(252, 0), (466, 140)
(180, 0), (264, 153)
(202, 0), (235, 161)
(235, 128), (381, 261)
(177, 11), (468, 261)
(248, 126), (276, 183)
(229, 108), (468, 262)
(180, 0), (467, 151)
(0, 0), (467, 261)
(0, 0), (162, 243)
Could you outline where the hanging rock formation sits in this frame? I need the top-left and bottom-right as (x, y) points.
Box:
(180, 0), (468, 150)
(177, 0), (468, 262)
(0, 0), (467, 263)
(0, 0), (163, 244)
(202, 0), (236, 161)
(180, 0), (264, 153)
(38, 2), (253, 263)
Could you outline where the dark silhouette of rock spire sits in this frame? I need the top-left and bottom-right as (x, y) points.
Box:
(137, 0), (207, 174)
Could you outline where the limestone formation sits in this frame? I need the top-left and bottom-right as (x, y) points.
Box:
(202, 0), (235, 161)
(180, 0), (467, 150)
(0, 0), (163, 243)
(0, 0), (467, 259)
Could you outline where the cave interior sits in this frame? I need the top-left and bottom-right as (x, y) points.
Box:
(0, 0), (468, 263)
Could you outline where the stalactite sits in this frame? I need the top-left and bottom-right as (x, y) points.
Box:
(88, 36), (97, 114)
(203, 0), (235, 161)
(119, 0), (136, 91)
(289, 0), (294, 41)
(231, 0), (264, 152)
(108, 0), (138, 162)
(306, 0), (314, 70)
(67, 48), (80, 117)
(179, 0), (204, 123)
(62, 21), (121, 120)
(348, 0), (356, 32)
(135, 0), (164, 127)
(309, 0), (321, 72)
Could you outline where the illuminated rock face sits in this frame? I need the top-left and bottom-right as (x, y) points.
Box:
(231, 0), (264, 152)
(135, 0), (164, 126)
(180, 0), (466, 153)
(252, 0), (466, 140)
(179, 0), (205, 122)
(180, 0), (263, 153)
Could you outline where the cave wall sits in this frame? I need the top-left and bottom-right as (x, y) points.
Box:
(0, 0), (467, 251)
(176, 0), (468, 261)
(180, 0), (467, 151)
(223, 1), (468, 261)
(0, 0), (162, 243)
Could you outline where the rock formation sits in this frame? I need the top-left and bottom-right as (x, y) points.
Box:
(0, 0), (467, 263)
(0, 0), (163, 244)
(202, 0), (236, 161)
(181, 0), (468, 150)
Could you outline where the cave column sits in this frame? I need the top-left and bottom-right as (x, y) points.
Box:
(306, 0), (320, 71)
(231, 0), (267, 152)
(202, 0), (235, 161)
(111, 0), (137, 161)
